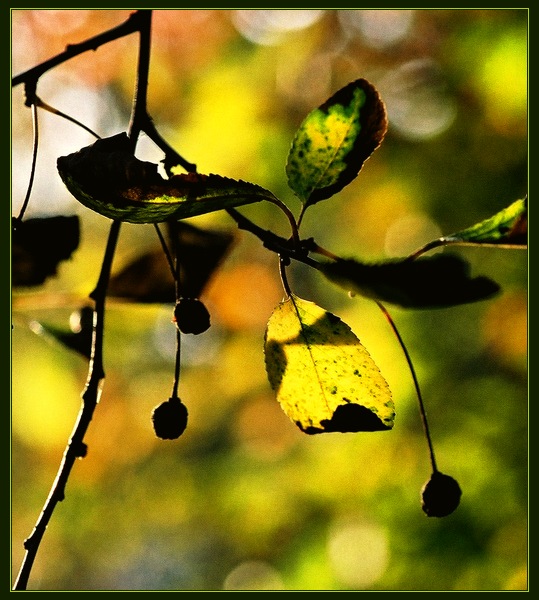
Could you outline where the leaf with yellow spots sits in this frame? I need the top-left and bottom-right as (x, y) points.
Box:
(286, 79), (387, 208)
(264, 294), (394, 434)
(407, 197), (527, 259)
(438, 196), (527, 248)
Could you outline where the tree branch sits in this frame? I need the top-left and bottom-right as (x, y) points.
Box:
(13, 220), (121, 590)
(13, 10), (154, 590)
(226, 207), (321, 269)
(11, 10), (144, 90)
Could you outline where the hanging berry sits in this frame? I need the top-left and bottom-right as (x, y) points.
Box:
(173, 297), (210, 335)
(152, 396), (188, 440)
(421, 471), (462, 517)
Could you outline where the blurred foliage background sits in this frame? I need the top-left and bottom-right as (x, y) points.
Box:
(11, 9), (527, 591)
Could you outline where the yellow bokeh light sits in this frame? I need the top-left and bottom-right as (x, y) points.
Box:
(12, 329), (82, 450)
(328, 516), (389, 588)
(479, 30), (527, 134)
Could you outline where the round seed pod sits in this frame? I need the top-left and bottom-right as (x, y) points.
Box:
(421, 471), (462, 517)
(173, 298), (210, 334)
(152, 397), (188, 440)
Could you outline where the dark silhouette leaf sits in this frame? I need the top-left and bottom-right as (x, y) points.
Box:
(286, 78), (387, 206)
(319, 254), (500, 309)
(31, 305), (94, 359)
(108, 221), (235, 302)
(108, 250), (175, 303)
(12, 215), (80, 287)
(57, 133), (277, 223)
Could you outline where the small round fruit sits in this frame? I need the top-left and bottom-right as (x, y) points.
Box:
(152, 397), (188, 440)
(421, 471), (462, 517)
(173, 298), (210, 334)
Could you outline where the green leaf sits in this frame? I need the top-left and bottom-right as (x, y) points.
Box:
(264, 294), (394, 434)
(286, 78), (387, 206)
(442, 197), (527, 247)
(57, 133), (277, 223)
(319, 254), (500, 309)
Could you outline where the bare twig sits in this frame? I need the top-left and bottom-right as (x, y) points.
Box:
(11, 11), (144, 90)
(13, 10), (154, 590)
(14, 220), (121, 590)
(226, 207), (319, 268)
(33, 95), (101, 139)
(142, 116), (197, 174)
(15, 97), (39, 222)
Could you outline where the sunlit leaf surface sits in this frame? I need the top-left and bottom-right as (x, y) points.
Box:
(286, 78), (387, 206)
(442, 197), (527, 247)
(264, 294), (394, 434)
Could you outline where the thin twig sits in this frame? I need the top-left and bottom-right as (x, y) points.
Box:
(16, 97), (39, 222)
(142, 116), (197, 174)
(13, 10), (154, 590)
(12, 11), (144, 89)
(225, 207), (319, 269)
(171, 219), (182, 399)
(375, 301), (438, 473)
(154, 223), (176, 281)
(34, 96), (101, 139)
(13, 220), (121, 590)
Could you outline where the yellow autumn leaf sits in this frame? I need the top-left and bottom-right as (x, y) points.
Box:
(264, 294), (395, 434)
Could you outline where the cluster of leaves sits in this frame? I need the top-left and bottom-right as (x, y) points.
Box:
(17, 76), (526, 519)
(12, 11), (526, 591)
(15, 76), (526, 445)
(47, 78), (526, 438)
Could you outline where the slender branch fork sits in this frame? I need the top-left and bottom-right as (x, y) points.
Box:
(12, 10), (153, 590)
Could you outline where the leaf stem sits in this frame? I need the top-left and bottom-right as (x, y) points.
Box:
(266, 196), (301, 248)
(296, 203), (308, 230)
(406, 239), (446, 261)
(279, 255), (293, 298)
(375, 301), (438, 474)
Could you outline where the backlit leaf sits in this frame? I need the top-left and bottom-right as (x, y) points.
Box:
(319, 254), (500, 308)
(442, 197), (527, 247)
(57, 133), (277, 223)
(264, 294), (394, 434)
(286, 79), (387, 206)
